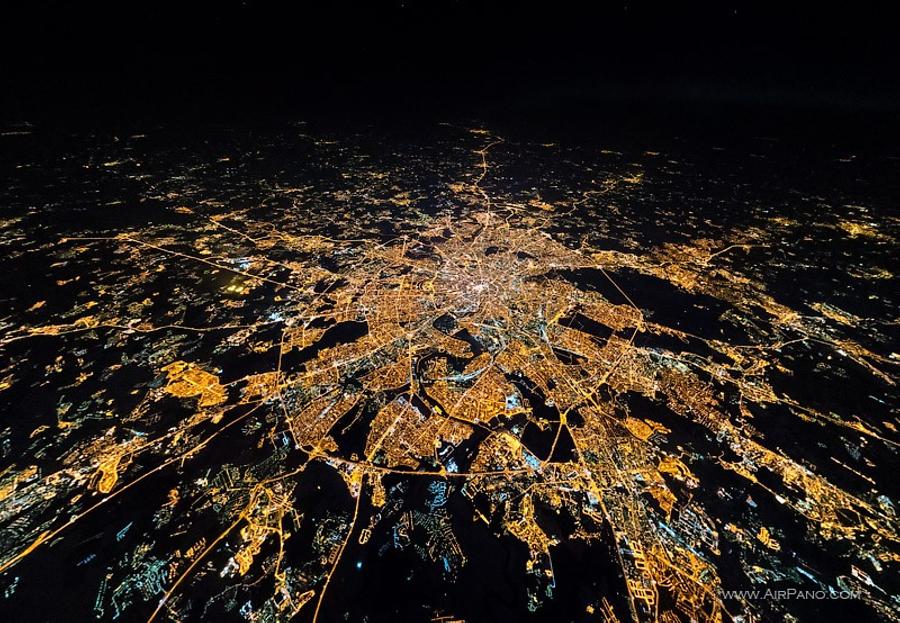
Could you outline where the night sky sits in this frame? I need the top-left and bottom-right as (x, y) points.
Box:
(2, 1), (897, 126)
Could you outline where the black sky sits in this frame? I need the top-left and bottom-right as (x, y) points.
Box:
(2, 1), (897, 125)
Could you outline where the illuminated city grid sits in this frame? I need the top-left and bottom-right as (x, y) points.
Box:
(0, 124), (896, 622)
